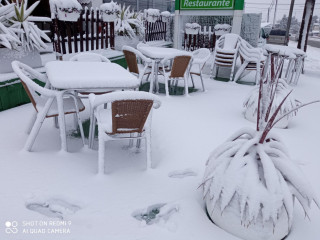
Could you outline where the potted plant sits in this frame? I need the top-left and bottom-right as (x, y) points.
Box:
(185, 23), (200, 35)
(201, 62), (320, 240)
(0, 1), (50, 73)
(214, 23), (231, 36)
(160, 11), (170, 23)
(145, 8), (160, 23)
(50, 0), (82, 22)
(114, 4), (143, 50)
(244, 78), (300, 128)
(100, 1), (120, 22)
(78, 0), (92, 8)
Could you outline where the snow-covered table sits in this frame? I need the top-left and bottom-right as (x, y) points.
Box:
(138, 46), (191, 93)
(264, 44), (306, 85)
(45, 61), (139, 151)
(45, 61), (139, 91)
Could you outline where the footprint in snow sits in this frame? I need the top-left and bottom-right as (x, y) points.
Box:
(26, 199), (81, 219)
(168, 169), (197, 178)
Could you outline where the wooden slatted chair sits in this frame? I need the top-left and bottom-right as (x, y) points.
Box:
(122, 46), (155, 91)
(160, 55), (192, 96)
(88, 91), (161, 174)
(11, 61), (85, 151)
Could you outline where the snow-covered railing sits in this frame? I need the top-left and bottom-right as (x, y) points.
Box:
(51, 7), (115, 60)
(144, 12), (173, 43)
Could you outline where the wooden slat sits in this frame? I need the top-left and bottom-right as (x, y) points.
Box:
(110, 22), (115, 49)
(79, 12), (84, 52)
(59, 21), (66, 54)
(96, 9), (99, 50)
(85, 9), (89, 51)
(105, 22), (109, 48)
(101, 21), (104, 49)
(66, 23), (72, 54)
(73, 21), (78, 53)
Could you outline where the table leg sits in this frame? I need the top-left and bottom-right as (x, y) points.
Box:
(154, 61), (159, 93)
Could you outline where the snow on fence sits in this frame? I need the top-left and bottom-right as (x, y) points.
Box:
(183, 26), (217, 52)
(51, 8), (115, 59)
(144, 17), (168, 42)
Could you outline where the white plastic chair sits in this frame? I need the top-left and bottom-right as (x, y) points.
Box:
(160, 55), (192, 97)
(88, 91), (161, 174)
(234, 39), (267, 84)
(11, 61), (85, 151)
(190, 48), (211, 91)
(122, 46), (155, 91)
(69, 52), (111, 63)
(211, 33), (241, 81)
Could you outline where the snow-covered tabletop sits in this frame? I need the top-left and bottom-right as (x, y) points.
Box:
(138, 46), (191, 59)
(264, 44), (306, 57)
(45, 61), (139, 90)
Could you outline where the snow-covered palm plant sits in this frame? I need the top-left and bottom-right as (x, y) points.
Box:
(115, 4), (143, 38)
(0, 3), (20, 49)
(7, 0), (51, 51)
(202, 61), (319, 240)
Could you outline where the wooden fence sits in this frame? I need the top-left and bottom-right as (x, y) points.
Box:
(144, 18), (167, 42)
(52, 8), (115, 60)
(183, 26), (217, 52)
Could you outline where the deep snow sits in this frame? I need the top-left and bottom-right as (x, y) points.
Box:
(0, 42), (320, 240)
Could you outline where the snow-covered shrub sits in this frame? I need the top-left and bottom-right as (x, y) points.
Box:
(100, 1), (120, 22)
(202, 61), (320, 240)
(214, 23), (231, 36)
(160, 11), (170, 23)
(0, 3), (21, 49)
(145, 8), (160, 23)
(244, 79), (300, 128)
(50, 0), (82, 22)
(0, 1), (50, 51)
(115, 4), (143, 38)
(185, 23), (200, 35)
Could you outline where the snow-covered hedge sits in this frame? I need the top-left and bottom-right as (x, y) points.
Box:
(185, 23), (200, 35)
(50, 0), (82, 22)
(214, 23), (231, 36)
(100, 1), (120, 22)
(78, 0), (92, 7)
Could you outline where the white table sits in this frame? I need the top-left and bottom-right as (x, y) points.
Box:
(138, 46), (191, 93)
(45, 61), (139, 91)
(45, 61), (139, 151)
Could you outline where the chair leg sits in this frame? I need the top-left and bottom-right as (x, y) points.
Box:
(200, 73), (205, 92)
(136, 133), (142, 148)
(164, 76), (169, 97)
(98, 129), (106, 175)
(24, 113), (46, 151)
(54, 116), (59, 128)
(56, 95), (68, 151)
(190, 74), (195, 88)
(129, 133), (134, 148)
(184, 76), (189, 96)
(89, 116), (96, 149)
(26, 111), (37, 134)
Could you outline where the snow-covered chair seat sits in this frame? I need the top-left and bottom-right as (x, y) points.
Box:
(189, 48), (211, 91)
(234, 39), (267, 84)
(122, 46), (155, 90)
(88, 91), (161, 174)
(11, 61), (85, 151)
(69, 52), (112, 95)
(211, 33), (241, 81)
(160, 55), (192, 96)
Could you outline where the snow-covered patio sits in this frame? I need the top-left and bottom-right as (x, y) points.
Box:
(0, 42), (320, 239)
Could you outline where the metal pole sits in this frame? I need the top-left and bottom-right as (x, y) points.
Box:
(285, 0), (295, 45)
(267, 8), (270, 22)
(272, 0), (278, 28)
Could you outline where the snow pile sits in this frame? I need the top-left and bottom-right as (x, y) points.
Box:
(100, 1), (120, 22)
(145, 8), (160, 22)
(214, 24), (232, 36)
(161, 11), (171, 23)
(185, 23), (201, 35)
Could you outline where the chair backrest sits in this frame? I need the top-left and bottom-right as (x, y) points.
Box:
(239, 39), (263, 63)
(89, 91), (161, 134)
(123, 49), (139, 75)
(192, 48), (211, 66)
(216, 33), (240, 51)
(170, 55), (192, 78)
(11, 61), (54, 112)
(69, 52), (111, 62)
(122, 45), (153, 76)
(111, 100), (154, 134)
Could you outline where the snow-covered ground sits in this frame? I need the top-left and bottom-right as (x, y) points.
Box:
(0, 42), (320, 240)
